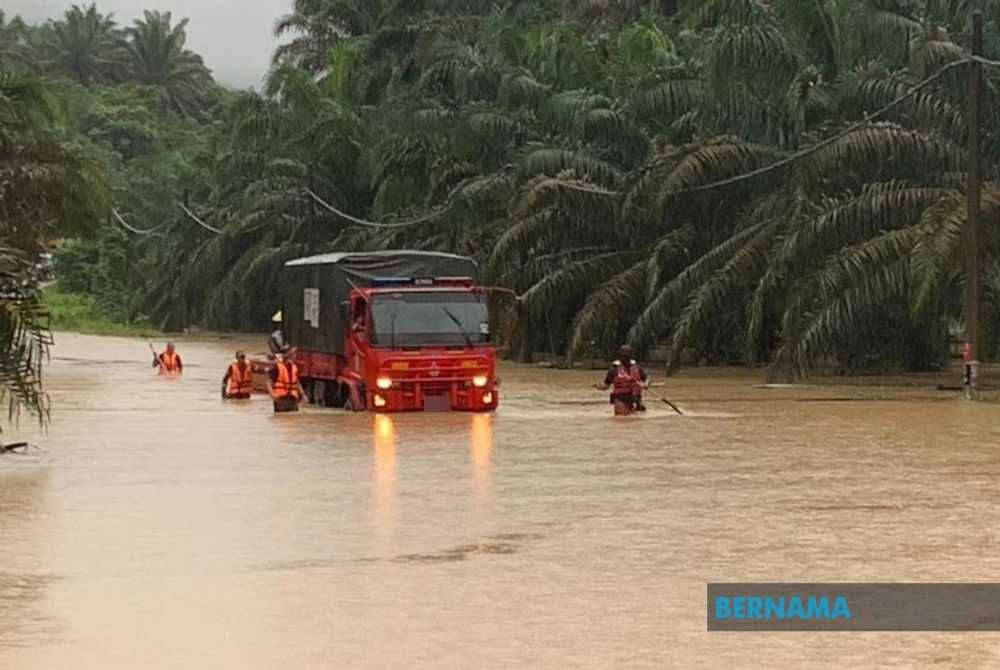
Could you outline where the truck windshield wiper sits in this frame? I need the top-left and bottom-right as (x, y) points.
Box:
(440, 306), (473, 347)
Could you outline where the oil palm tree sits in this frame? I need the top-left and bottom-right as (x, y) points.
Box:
(272, 0), (423, 72)
(0, 246), (52, 435)
(37, 3), (124, 85)
(114, 0), (1000, 379)
(477, 0), (1000, 374)
(617, 0), (1000, 378)
(136, 65), (367, 330)
(0, 72), (109, 250)
(123, 11), (213, 117)
(0, 72), (108, 431)
(0, 11), (31, 71)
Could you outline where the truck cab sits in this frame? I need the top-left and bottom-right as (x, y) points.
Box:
(267, 251), (499, 412)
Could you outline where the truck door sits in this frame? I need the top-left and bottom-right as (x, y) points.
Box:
(349, 297), (368, 371)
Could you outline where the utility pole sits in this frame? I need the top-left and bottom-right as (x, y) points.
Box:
(964, 11), (984, 400)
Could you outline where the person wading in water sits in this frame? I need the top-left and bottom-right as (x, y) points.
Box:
(221, 351), (254, 399)
(268, 310), (289, 358)
(596, 345), (650, 415)
(154, 342), (183, 375)
(267, 350), (308, 413)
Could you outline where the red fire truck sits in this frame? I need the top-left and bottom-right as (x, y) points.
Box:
(254, 251), (499, 412)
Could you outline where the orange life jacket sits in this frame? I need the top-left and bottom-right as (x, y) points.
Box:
(272, 360), (301, 400)
(226, 362), (253, 396)
(159, 351), (181, 374)
(612, 361), (643, 396)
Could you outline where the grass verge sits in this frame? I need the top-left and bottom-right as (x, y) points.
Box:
(44, 283), (159, 338)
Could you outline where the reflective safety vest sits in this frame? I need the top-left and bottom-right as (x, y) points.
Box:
(272, 360), (301, 399)
(227, 362), (254, 396)
(159, 351), (181, 374)
(612, 360), (643, 396)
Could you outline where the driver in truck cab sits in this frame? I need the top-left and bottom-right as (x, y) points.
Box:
(350, 299), (369, 374)
(351, 299), (369, 343)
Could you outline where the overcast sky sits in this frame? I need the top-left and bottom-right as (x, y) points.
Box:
(6, 0), (290, 88)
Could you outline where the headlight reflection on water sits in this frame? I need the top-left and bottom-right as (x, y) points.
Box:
(372, 414), (398, 539)
(470, 413), (494, 484)
(373, 414), (397, 484)
(371, 413), (495, 528)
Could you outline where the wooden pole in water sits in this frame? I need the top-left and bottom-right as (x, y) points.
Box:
(964, 11), (984, 401)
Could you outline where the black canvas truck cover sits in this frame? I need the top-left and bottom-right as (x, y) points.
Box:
(282, 250), (479, 354)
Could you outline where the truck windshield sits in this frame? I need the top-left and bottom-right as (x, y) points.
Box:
(370, 291), (490, 347)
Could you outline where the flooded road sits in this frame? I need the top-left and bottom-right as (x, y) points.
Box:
(2, 332), (1000, 668)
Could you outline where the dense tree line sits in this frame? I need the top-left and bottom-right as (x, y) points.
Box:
(0, 3), (223, 428)
(5, 1), (1000, 401)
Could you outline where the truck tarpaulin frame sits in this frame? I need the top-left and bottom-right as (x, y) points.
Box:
(282, 251), (479, 355)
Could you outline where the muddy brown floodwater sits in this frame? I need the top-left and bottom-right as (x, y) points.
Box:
(1, 332), (1000, 668)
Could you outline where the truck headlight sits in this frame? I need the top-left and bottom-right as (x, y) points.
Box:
(482, 392), (493, 405)
(376, 376), (393, 390)
(473, 375), (488, 388)
(373, 394), (387, 408)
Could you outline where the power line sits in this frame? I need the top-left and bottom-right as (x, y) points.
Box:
(178, 202), (224, 234)
(548, 181), (621, 197)
(111, 208), (159, 235)
(305, 188), (447, 228)
(664, 58), (973, 196)
(971, 54), (1000, 67)
(121, 56), (1000, 239)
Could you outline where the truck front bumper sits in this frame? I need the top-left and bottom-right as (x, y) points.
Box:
(370, 381), (498, 412)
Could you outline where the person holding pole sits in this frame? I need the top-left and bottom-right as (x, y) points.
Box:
(595, 344), (650, 416)
(153, 342), (183, 376)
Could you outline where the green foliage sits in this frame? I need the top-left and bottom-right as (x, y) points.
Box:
(0, 5), (222, 433)
(9, 0), (1000, 387)
(51, 230), (134, 320)
(0, 68), (111, 434)
(123, 11), (216, 117)
(44, 283), (155, 337)
(0, 71), (109, 249)
(74, 84), (162, 160)
(36, 3), (125, 85)
(0, 10), (32, 70)
(0, 248), (51, 431)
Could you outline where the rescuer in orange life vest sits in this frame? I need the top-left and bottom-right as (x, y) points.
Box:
(154, 342), (182, 375)
(267, 349), (308, 413)
(221, 351), (254, 399)
(596, 345), (649, 414)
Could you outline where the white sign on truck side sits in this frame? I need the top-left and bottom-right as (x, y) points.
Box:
(304, 288), (320, 328)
